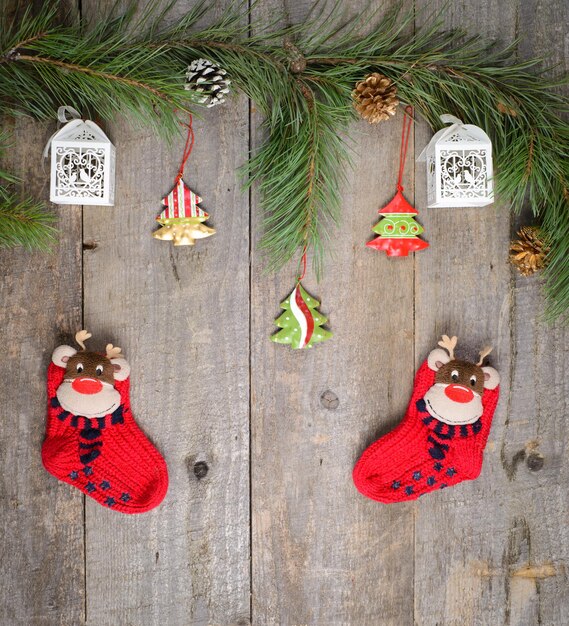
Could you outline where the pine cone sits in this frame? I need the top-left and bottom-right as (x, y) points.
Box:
(352, 73), (399, 123)
(185, 59), (231, 108)
(510, 226), (550, 276)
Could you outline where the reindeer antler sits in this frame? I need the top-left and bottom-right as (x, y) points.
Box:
(477, 346), (493, 366)
(438, 335), (458, 360)
(75, 329), (92, 350)
(105, 343), (123, 359)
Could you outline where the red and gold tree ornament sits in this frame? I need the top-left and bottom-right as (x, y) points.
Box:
(366, 106), (429, 257)
(153, 116), (215, 246)
(271, 252), (332, 350)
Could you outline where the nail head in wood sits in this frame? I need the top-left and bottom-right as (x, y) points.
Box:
(193, 461), (209, 479)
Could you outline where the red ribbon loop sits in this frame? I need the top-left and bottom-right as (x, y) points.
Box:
(397, 105), (413, 192)
(175, 114), (195, 183)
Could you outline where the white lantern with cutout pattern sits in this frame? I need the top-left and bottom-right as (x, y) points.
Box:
(418, 114), (493, 208)
(47, 107), (115, 206)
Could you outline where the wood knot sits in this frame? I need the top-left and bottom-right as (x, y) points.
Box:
(320, 390), (339, 410)
(193, 461), (209, 479)
(526, 451), (544, 472)
(82, 241), (98, 250)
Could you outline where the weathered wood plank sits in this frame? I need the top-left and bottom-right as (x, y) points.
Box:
(80, 2), (250, 624)
(504, 1), (569, 623)
(413, 1), (568, 625)
(0, 1), (85, 624)
(413, 1), (516, 621)
(250, 2), (416, 624)
(0, 124), (85, 626)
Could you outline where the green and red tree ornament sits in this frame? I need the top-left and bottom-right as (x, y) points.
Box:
(271, 252), (332, 350)
(366, 106), (429, 257)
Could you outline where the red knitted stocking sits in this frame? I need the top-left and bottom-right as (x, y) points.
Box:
(42, 362), (168, 513)
(353, 347), (499, 503)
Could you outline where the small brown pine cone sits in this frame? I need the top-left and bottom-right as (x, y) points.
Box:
(509, 226), (550, 276)
(352, 73), (399, 123)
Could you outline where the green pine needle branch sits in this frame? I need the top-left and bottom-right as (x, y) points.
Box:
(0, 1), (567, 319)
(0, 132), (56, 250)
(0, 191), (57, 251)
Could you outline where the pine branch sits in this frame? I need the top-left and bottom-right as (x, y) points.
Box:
(0, 1), (566, 318)
(14, 54), (181, 105)
(0, 3), (201, 138)
(0, 190), (56, 250)
(0, 132), (56, 250)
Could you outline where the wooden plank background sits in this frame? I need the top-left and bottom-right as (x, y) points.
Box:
(0, 0), (567, 624)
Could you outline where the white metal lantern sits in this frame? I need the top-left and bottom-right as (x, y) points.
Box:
(48, 108), (115, 206)
(418, 114), (493, 208)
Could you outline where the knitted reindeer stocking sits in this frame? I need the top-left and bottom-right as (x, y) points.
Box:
(42, 331), (168, 513)
(353, 336), (500, 503)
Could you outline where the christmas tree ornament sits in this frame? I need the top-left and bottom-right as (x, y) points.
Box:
(510, 226), (550, 276)
(417, 114), (494, 207)
(44, 106), (115, 206)
(353, 335), (500, 503)
(366, 106), (429, 256)
(185, 58), (231, 108)
(271, 252), (332, 349)
(153, 179), (216, 246)
(153, 115), (216, 246)
(42, 330), (168, 513)
(352, 73), (399, 123)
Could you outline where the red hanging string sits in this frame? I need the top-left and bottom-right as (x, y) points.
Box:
(297, 246), (308, 282)
(397, 105), (414, 192)
(175, 114), (195, 183)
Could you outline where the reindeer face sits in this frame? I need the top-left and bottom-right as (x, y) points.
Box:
(422, 336), (500, 426)
(51, 332), (130, 419)
(64, 352), (117, 390)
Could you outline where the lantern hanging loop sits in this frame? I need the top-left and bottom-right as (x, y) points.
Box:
(42, 105), (82, 159)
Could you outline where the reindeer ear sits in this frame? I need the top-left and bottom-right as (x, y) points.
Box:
(110, 357), (130, 381)
(427, 348), (451, 371)
(482, 366), (500, 390)
(52, 345), (77, 368)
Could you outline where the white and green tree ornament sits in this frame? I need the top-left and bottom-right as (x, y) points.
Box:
(271, 283), (332, 349)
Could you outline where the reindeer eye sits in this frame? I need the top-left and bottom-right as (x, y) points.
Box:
(96, 365), (104, 376)
(451, 369), (459, 382)
(470, 375), (477, 386)
(76, 363), (84, 373)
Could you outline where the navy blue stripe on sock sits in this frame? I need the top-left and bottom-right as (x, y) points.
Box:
(434, 422), (455, 439)
(80, 449), (101, 465)
(416, 398), (428, 413)
(80, 428), (101, 440)
(111, 406), (124, 425)
(428, 436), (449, 451)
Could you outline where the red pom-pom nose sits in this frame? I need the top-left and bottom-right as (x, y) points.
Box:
(444, 384), (474, 403)
(72, 377), (103, 394)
